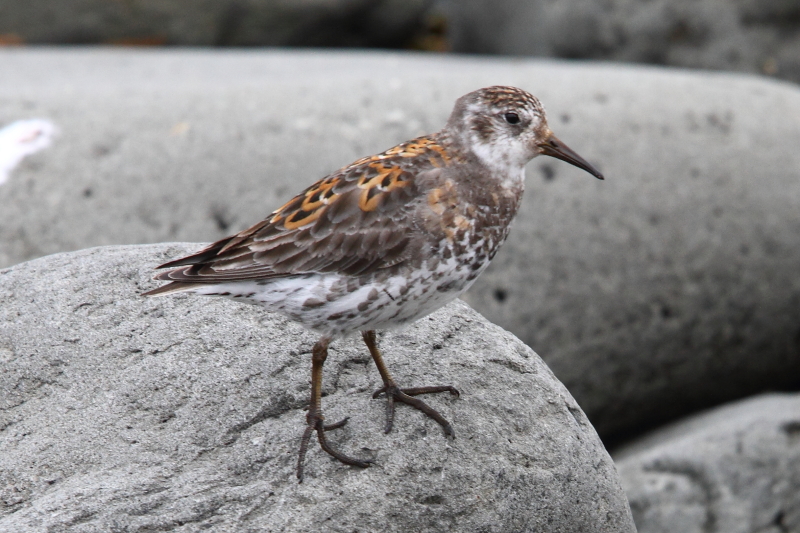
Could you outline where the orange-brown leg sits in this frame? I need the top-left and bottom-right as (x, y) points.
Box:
(362, 330), (459, 436)
(296, 337), (372, 482)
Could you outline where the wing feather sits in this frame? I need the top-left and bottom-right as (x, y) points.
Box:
(146, 135), (451, 289)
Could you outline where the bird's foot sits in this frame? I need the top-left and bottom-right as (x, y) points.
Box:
(372, 383), (460, 436)
(296, 412), (373, 482)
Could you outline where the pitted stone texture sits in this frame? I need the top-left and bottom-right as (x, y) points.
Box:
(0, 244), (635, 532)
(614, 393), (800, 533)
(1, 50), (798, 441)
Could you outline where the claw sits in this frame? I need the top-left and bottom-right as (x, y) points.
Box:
(373, 383), (457, 437)
(297, 414), (372, 483)
(323, 417), (350, 431)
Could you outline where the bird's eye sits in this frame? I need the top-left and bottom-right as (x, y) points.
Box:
(504, 112), (520, 125)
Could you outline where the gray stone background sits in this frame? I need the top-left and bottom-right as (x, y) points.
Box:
(1, 1), (799, 532)
(2, 0), (800, 83)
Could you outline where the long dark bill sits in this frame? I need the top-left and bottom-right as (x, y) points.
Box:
(539, 134), (604, 180)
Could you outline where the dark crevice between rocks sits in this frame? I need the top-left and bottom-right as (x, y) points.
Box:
(215, 2), (246, 46)
(741, 7), (800, 27)
(605, 363), (800, 449)
(214, 1), (432, 49)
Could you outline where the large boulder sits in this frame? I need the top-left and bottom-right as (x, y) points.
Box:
(0, 0), (431, 48)
(614, 393), (800, 533)
(0, 244), (635, 532)
(1, 49), (799, 441)
(444, 0), (800, 83)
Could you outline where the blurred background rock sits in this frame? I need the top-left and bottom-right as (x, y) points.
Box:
(2, 0), (800, 82)
(445, 0), (800, 83)
(0, 0), (446, 50)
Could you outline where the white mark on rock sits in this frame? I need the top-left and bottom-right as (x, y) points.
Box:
(0, 119), (57, 185)
(169, 122), (190, 136)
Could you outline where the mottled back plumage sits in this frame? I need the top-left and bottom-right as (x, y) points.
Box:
(149, 135), (454, 286)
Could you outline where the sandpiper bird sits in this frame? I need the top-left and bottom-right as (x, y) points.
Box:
(144, 86), (603, 481)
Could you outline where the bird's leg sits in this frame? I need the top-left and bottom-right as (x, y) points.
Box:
(296, 336), (373, 482)
(362, 330), (459, 436)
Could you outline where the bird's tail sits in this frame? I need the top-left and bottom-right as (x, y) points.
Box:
(142, 282), (198, 297)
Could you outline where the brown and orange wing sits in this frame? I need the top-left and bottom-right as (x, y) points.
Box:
(146, 136), (451, 290)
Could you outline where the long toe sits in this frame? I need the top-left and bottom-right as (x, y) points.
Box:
(373, 383), (457, 437)
(296, 415), (372, 482)
(316, 427), (374, 468)
(398, 385), (460, 398)
(323, 417), (350, 431)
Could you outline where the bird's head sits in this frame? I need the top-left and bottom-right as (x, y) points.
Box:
(447, 86), (604, 182)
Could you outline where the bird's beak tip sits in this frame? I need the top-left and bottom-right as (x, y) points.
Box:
(539, 134), (604, 181)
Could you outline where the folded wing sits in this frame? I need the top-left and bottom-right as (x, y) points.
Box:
(144, 136), (449, 295)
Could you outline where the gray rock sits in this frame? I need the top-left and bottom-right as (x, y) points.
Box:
(0, 244), (635, 532)
(614, 393), (800, 533)
(1, 49), (799, 441)
(444, 0), (800, 83)
(0, 0), (432, 48)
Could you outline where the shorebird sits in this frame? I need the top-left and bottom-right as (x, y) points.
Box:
(144, 86), (603, 481)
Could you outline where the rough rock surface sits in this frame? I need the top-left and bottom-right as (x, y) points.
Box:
(0, 0), (431, 48)
(1, 49), (799, 441)
(614, 393), (800, 533)
(445, 0), (800, 83)
(0, 244), (635, 532)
